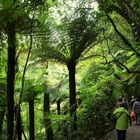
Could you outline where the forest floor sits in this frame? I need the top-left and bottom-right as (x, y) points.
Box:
(104, 123), (140, 140)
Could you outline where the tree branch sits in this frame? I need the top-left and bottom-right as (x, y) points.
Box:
(106, 14), (140, 58)
(105, 37), (140, 74)
(79, 54), (105, 61)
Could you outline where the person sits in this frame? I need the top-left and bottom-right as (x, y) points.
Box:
(130, 110), (136, 122)
(130, 96), (136, 107)
(122, 98), (129, 110)
(113, 102), (131, 140)
(117, 98), (123, 106)
(133, 97), (140, 125)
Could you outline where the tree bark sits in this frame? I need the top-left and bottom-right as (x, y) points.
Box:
(57, 98), (61, 115)
(44, 92), (54, 140)
(67, 63), (77, 140)
(29, 99), (35, 140)
(6, 21), (16, 140)
(15, 106), (22, 140)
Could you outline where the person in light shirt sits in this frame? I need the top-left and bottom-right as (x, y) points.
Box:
(130, 96), (136, 108)
(133, 97), (140, 125)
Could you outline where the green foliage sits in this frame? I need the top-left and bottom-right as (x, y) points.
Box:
(76, 56), (125, 139)
(78, 94), (115, 139)
(22, 83), (44, 102)
(0, 0), (140, 139)
(0, 79), (6, 111)
(35, 6), (99, 66)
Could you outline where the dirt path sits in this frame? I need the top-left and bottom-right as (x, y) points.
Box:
(104, 124), (140, 140)
(126, 125), (140, 140)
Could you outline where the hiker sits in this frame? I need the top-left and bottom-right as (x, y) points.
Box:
(130, 96), (136, 108)
(122, 98), (129, 110)
(133, 97), (140, 125)
(117, 98), (123, 106)
(113, 102), (131, 140)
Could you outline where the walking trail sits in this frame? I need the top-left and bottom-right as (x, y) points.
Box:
(104, 124), (140, 140)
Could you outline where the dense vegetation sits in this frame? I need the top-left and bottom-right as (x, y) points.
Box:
(0, 0), (139, 140)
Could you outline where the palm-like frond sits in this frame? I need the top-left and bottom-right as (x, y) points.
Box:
(35, 34), (76, 65)
(0, 0), (44, 35)
(36, 8), (98, 66)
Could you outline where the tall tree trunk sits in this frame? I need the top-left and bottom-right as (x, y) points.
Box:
(67, 63), (77, 140)
(29, 99), (35, 140)
(0, 110), (5, 138)
(15, 106), (22, 140)
(44, 92), (54, 140)
(57, 98), (61, 115)
(6, 21), (16, 140)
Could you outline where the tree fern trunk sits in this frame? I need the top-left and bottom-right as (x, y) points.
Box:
(67, 63), (77, 140)
(15, 106), (22, 140)
(44, 92), (54, 140)
(57, 98), (61, 115)
(6, 21), (16, 140)
(29, 99), (35, 140)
